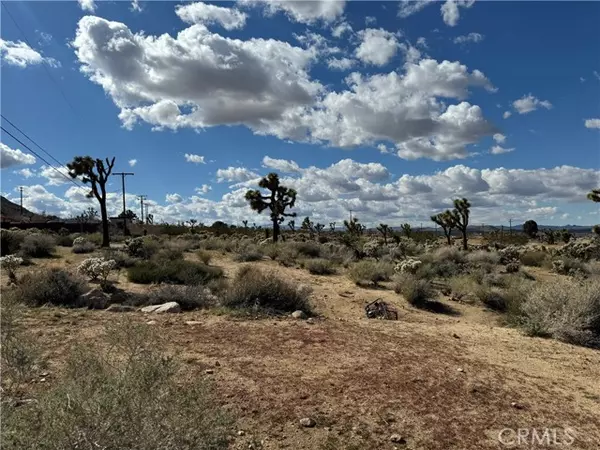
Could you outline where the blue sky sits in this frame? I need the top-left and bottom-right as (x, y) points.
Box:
(1, 0), (599, 226)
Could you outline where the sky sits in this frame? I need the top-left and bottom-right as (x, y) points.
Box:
(1, 0), (599, 227)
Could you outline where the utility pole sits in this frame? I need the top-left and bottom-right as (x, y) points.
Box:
(114, 172), (134, 235)
(349, 209), (353, 221)
(137, 195), (147, 224)
(509, 218), (513, 235)
(144, 203), (149, 225)
(19, 186), (23, 217)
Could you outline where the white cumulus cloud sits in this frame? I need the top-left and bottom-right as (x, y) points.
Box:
(0, 39), (58, 68)
(239, 0), (345, 24)
(512, 94), (553, 114)
(184, 153), (206, 164)
(176, 2), (247, 30)
(584, 118), (600, 129)
(454, 32), (484, 44)
(441, 0), (475, 27)
(129, 159), (138, 167)
(355, 28), (400, 67)
(0, 143), (36, 169)
(77, 0), (96, 12)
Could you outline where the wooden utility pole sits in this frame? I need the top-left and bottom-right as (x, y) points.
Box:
(137, 195), (147, 224)
(509, 218), (513, 235)
(19, 186), (23, 217)
(114, 172), (134, 235)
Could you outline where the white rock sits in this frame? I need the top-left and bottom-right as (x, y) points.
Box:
(299, 417), (316, 427)
(78, 288), (110, 309)
(106, 304), (136, 312)
(291, 310), (307, 320)
(141, 302), (181, 313)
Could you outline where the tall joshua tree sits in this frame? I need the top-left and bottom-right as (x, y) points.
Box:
(67, 156), (115, 247)
(245, 173), (297, 242)
(377, 223), (390, 244)
(431, 210), (457, 246)
(451, 198), (471, 250)
(588, 189), (600, 235)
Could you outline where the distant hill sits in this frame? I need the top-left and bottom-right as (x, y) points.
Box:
(1, 196), (59, 222)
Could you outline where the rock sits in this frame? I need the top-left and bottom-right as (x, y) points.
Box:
(204, 369), (214, 375)
(299, 417), (316, 427)
(291, 310), (307, 320)
(452, 333), (460, 339)
(185, 321), (203, 326)
(457, 368), (464, 373)
(306, 318), (315, 324)
(237, 430), (245, 436)
(106, 304), (136, 313)
(141, 302), (181, 314)
(215, 361), (221, 367)
(78, 288), (110, 310)
(390, 434), (406, 444)
(146, 320), (157, 325)
(511, 402), (524, 410)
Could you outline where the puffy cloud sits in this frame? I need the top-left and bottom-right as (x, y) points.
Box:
(0, 143), (36, 169)
(503, 111), (512, 119)
(130, 0), (142, 13)
(77, 0), (96, 12)
(584, 118), (600, 129)
(176, 2), (247, 30)
(331, 21), (353, 38)
(492, 133), (506, 144)
(441, 0), (475, 27)
(166, 193), (183, 203)
(416, 37), (428, 49)
(453, 32), (484, 44)
(512, 94), (553, 114)
(129, 159), (137, 167)
(195, 184), (212, 194)
(15, 168), (36, 178)
(39, 165), (73, 186)
(490, 145), (514, 155)
(355, 28), (400, 66)
(365, 16), (377, 25)
(184, 153), (205, 164)
(262, 156), (302, 173)
(74, 16), (319, 132)
(0, 39), (58, 68)
(398, 0), (434, 18)
(327, 56), (356, 70)
(216, 167), (259, 182)
(240, 0), (346, 24)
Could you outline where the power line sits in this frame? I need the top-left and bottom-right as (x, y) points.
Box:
(1, 115), (66, 169)
(0, 126), (85, 190)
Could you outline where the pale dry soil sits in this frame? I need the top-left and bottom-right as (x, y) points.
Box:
(11, 248), (600, 449)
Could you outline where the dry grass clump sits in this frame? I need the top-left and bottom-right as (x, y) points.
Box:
(519, 250), (547, 267)
(304, 258), (337, 275)
(518, 278), (600, 347)
(127, 260), (222, 285)
(347, 260), (394, 287)
(233, 243), (263, 262)
(1, 320), (232, 449)
(19, 234), (56, 258)
(466, 250), (500, 266)
(394, 273), (434, 307)
(224, 266), (311, 313)
(17, 268), (86, 307)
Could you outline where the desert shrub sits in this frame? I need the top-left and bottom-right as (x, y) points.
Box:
(431, 246), (466, 264)
(1, 230), (26, 256)
(124, 237), (159, 259)
(86, 232), (103, 246)
(224, 266), (311, 313)
(72, 237), (96, 254)
(519, 278), (600, 347)
(200, 237), (226, 251)
(127, 260), (222, 285)
(154, 248), (184, 262)
(552, 257), (589, 276)
(1, 292), (43, 395)
(520, 250), (547, 267)
(17, 268), (86, 307)
(305, 258), (336, 275)
(147, 285), (219, 310)
(347, 260), (393, 286)
(505, 261), (521, 273)
(467, 250), (500, 266)
(293, 241), (321, 258)
(55, 234), (74, 247)
(275, 245), (298, 267)
(261, 243), (281, 260)
(19, 234), (56, 258)
(1, 320), (232, 449)
(197, 249), (212, 265)
(102, 249), (136, 269)
(77, 257), (116, 281)
(474, 285), (509, 311)
(394, 258), (422, 274)
(448, 275), (479, 302)
(234, 243), (263, 262)
(1, 255), (23, 284)
(394, 273), (434, 307)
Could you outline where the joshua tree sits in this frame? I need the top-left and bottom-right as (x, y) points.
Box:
(377, 223), (390, 244)
(588, 189), (600, 236)
(188, 219), (198, 232)
(329, 222), (336, 232)
(400, 223), (412, 239)
(288, 220), (296, 231)
(245, 173), (297, 243)
(301, 216), (315, 237)
(242, 220), (249, 229)
(523, 219), (538, 238)
(315, 223), (325, 237)
(543, 229), (556, 244)
(344, 217), (365, 236)
(67, 156), (115, 247)
(341, 217), (365, 259)
(431, 210), (457, 246)
(450, 198), (471, 250)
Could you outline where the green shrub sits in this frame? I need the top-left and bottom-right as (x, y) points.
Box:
(519, 250), (547, 267)
(293, 241), (321, 258)
(305, 258), (336, 275)
(18, 268), (86, 307)
(86, 232), (103, 246)
(466, 250), (500, 266)
(197, 249), (212, 265)
(147, 285), (218, 310)
(394, 273), (434, 307)
(347, 260), (393, 286)
(261, 243), (281, 260)
(1, 320), (232, 449)
(55, 234), (74, 247)
(19, 234), (56, 258)
(102, 249), (136, 269)
(234, 244), (263, 262)
(127, 260), (222, 285)
(224, 266), (311, 313)
(72, 240), (96, 254)
(552, 257), (589, 276)
(474, 285), (509, 311)
(1, 230), (26, 256)
(154, 248), (184, 262)
(124, 237), (160, 259)
(519, 278), (600, 347)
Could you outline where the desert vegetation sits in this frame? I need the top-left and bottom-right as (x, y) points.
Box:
(1, 181), (600, 449)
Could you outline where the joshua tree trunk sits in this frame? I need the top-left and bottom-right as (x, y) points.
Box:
(99, 191), (109, 248)
(461, 232), (467, 250)
(272, 218), (280, 242)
